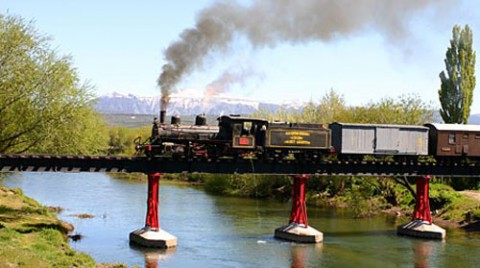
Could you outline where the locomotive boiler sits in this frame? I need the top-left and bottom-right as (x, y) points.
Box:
(141, 114), (219, 158)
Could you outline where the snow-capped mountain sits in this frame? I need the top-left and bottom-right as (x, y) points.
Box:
(93, 90), (305, 116)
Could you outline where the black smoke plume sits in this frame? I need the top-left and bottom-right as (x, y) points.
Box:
(158, 0), (447, 109)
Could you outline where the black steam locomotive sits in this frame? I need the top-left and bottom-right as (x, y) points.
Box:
(136, 114), (332, 160)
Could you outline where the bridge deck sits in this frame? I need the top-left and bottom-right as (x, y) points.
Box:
(0, 154), (478, 177)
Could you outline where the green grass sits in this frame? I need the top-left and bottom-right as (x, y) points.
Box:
(429, 184), (480, 222)
(0, 185), (96, 267)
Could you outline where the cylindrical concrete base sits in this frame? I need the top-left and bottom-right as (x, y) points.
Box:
(130, 227), (177, 248)
(274, 222), (323, 243)
(397, 220), (446, 240)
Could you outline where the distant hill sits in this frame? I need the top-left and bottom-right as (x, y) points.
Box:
(101, 114), (220, 128)
(93, 90), (305, 116)
(432, 113), (480, 124)
(469, 114), (480, 125)
(94, 91), (480, 127)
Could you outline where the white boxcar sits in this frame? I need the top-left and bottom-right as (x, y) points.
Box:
(329, 123), (429, 155)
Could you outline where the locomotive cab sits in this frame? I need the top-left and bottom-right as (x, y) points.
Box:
(217, 115), (268, 150)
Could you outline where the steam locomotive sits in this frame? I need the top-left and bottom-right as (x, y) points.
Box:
(136, 113), (331, 160)
(135, 113), (480, 161)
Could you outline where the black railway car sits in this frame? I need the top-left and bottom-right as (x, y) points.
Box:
(264, 122), (332, 159)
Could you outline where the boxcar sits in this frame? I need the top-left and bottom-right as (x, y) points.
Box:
(329, 123), (429, 156)
(425, 123), (480, 157)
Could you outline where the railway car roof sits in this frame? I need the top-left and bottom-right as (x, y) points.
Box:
(425, 123), (480, 132)
(330, 122), (428, 129)
(218, 115), (268, 123)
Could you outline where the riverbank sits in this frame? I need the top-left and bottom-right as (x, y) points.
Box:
(0, 185), (126, 268)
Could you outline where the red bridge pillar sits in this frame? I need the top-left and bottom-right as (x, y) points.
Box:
(289, 174), (309, 226)
(397, 176), (445, 239)
(412, 176), (432, 224)
(274, 174), (323, 243)
(129, 173), (177, 248)
(145, 173), (160, 230)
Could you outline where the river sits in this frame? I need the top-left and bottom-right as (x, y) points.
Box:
(2, 172), (480, 267)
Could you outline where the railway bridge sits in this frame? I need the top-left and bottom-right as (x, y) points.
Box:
(1, 153), (476, 248)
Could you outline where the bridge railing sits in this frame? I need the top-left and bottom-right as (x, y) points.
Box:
(1, 154), (479, 177)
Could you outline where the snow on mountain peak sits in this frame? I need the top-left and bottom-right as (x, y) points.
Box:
(95, 89), (305, 115)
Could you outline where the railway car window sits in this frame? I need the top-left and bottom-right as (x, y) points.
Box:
(476, 134), (480, 139)
(243, 122), (252, 135)
(233, 123), (242, 136)
(448, 134), (456, 144)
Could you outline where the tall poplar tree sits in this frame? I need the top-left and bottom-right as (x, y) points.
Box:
(438, 24), (476, 124)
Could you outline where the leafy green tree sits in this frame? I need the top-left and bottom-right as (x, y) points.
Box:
(439, 24), (476, 124)
(314, 88), (347, 123)
(0, 14), (107, 154)
(350, 94), (435, 125)
(254, 89), (434, 126)
(107, 126), (150, 155)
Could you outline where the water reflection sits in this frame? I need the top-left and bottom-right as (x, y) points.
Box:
(413, 241), (433, 268)
(129, 244), (176, 268)
(290, 243), (323, 268)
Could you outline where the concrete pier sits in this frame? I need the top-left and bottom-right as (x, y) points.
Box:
(130, 227), (177, 248)
(130, 173), (177, 248)
(275, 222), (323, 243)
(397, 176), (446, 240)
(274, 175), (323, 243)
(397, 220), (446, 240)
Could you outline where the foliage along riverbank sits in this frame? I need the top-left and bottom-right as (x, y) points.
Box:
(0, 184), (126, 268)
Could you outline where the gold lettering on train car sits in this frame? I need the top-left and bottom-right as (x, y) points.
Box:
(441, 147), (451, 152)
(296, 140), (311, 145)
(285, 131), (310, 136)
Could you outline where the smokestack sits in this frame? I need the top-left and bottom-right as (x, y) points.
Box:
(160, 110), (166, 124)
(160, 95), (169, 124)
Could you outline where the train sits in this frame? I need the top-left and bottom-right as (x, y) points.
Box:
(135, 113), (480, 162)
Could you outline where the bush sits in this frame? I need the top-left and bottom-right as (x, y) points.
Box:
(204, 174), (231, 195)
(429, 183), (462, 211)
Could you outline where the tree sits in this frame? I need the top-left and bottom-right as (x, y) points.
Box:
(0, 14), (107, 154)
(107, 126), (150, 155)
(253, 89), (434, 126)
(439, 24), (476, 124)
(351, 94), (434, 125)
(314, 88), (347, 123)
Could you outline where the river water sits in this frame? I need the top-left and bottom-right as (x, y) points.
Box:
(2, 172), (480, 267)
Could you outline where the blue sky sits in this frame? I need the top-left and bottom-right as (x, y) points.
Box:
(1, 1), (480, 113)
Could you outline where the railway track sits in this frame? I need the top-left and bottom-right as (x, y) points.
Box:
(1, 154), (479, 177)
